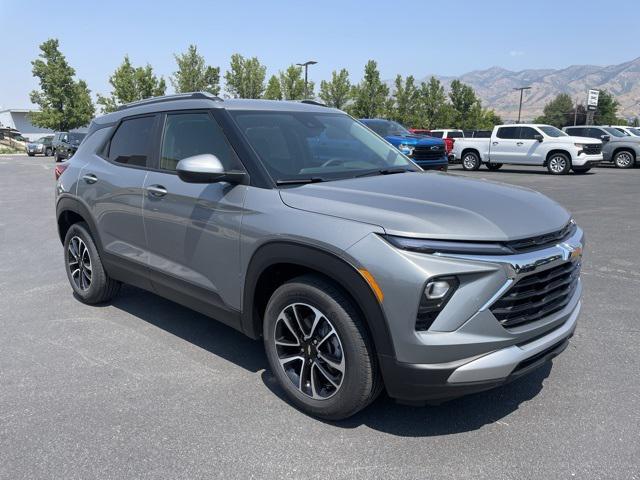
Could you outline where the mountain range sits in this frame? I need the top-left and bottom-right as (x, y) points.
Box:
(417, 57), (640, 122)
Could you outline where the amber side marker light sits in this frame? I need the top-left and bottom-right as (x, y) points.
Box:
(358, 269), (384, 303)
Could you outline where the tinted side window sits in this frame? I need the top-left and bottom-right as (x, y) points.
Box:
(160, 112), (238, 171)
(496, 127), (518, 139)
(109, 116), (155, 167)
(448, 131), (463, 138)
(429, 131), (443, 138)
(586, 128), (605, 139)
(565, 127), (582, 136)
(518, 127), (539, 140)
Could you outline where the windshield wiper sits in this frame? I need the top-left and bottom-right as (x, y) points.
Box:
(275, 177), (326, 186)
(354, 167), (411, 178)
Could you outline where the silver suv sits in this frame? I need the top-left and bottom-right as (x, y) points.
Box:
(563, 125), (640, 168)
(56, 93), (584, 420)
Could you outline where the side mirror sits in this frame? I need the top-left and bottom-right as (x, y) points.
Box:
(176, 153), (246, 184)
(601, 135), (611, 142)
(534, 134), (544, 142)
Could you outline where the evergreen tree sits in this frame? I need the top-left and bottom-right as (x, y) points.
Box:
(318, 69), (351, 109)
(264, 75), (283, 100)
(350, 60), (389, 118)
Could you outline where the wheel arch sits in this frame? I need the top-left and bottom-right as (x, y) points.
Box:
(544, 149), (571, 166)
(461, 147), (481, 162)
(56, 196), (102, 251)
(242, 241), (395, 359)
(612, 147), (636, 161)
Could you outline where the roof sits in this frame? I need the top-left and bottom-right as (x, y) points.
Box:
(0, 109), (39, 114)
(94, 93), (340, 127)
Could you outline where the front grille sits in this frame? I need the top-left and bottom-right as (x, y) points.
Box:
(582, 144), (602, 155)
(506, 222), (576, 253)
(490, 261), (581, 328)
(411, 145), (445, 161)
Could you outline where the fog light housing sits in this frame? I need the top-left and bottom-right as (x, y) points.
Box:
(416, 276), (459, 331)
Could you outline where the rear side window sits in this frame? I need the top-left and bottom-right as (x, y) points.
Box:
(496, 127), (518, 139)
(429, 131), (443, 138)
(108, 116), (156, 167)
(565, 127), (583, 136)
(586, 128), (605, 139)
(160, 112), (238, 171)
(447, 131), (463, 138)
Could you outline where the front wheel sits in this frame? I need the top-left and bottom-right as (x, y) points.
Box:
(547, 153), (571, 175)
(461, 151), (481, 171)
(613, 150), (634, 169)
(486, 163), (503, 171)
(263, 275), (380, 420)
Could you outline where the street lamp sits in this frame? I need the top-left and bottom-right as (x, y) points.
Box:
(296, 60), (317, 99)
(513, 86), (532, 123)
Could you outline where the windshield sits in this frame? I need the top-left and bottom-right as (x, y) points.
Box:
(539, 126), (567, 137)
(603, 127), (626, 137)
(232, 112), (417, 183)
(68, 133), (86, 143)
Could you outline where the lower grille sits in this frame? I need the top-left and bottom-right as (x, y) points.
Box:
(582, 144), (602, 155)
(491, 261), (581, 328)
(412, 145), (445, 161)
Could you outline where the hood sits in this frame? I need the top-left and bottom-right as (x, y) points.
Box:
(279, 172), (570, 241)
(566, 136), (602, 144)
(385, 134), (443, 146)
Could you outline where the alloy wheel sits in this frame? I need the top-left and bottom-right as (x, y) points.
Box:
(549, 155), (567, 173)
(463, 154), (477, 170)
(615, 152), (633, 168)
(274, 303), (345, 400)
(68, 236), (92, 291)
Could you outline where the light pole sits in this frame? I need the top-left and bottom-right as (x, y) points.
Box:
(513, 86), (531, 123)
(296, 60), (317, 99)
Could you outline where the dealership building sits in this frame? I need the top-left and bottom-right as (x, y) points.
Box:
(0, 109), (54, 141)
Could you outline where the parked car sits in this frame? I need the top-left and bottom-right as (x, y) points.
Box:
(26, 136), (54, 156)
(428, 129), (464, 140)
(359, 119), (448, 171)
(408, 128), (455, 160)
(56, 93), (584, 419)
(563, 126), (640, 168)
(453, 124), (603, 174)
(608, 125), (640, 138)
(52, 131), (87, 162)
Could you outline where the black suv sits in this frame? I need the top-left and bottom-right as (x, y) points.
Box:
(53, 131), (87, 162)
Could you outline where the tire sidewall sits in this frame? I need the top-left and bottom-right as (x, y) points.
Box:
(263, 280), (372, 419)
(63, 223), (106, 303)
(462, 152), (480, 171)
(614, 151), (634, 168)
(547, 153), (571, 175)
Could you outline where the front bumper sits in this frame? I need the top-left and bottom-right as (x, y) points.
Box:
(347, 226), (584, 403)
(573, 153), (603, 167)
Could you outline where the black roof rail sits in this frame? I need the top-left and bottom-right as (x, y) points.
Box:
(300, 99), (327, 107)
(116, 92), (223, 111)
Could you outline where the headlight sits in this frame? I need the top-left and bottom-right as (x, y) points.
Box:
(383, 235), (514, 255)
(398, 144), (415, 155)
(574, 143), (588, 148)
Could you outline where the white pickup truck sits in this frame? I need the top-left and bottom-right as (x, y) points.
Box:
(452, 124), (603, 174)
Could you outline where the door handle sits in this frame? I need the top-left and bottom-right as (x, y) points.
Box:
(82, 174), (97, 184)
(516, 142), (524, 146)
(146, 185), (167, 197)
(492, 142), (499, 145)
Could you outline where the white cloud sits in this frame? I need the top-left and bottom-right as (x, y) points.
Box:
(509, 50), (525, 57)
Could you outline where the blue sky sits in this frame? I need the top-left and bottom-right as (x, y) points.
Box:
(1, 0), (639, 108)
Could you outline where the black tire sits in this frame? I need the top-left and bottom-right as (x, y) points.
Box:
(572, 167), (591, 174)
(27, 153), (35, 157)
(461, 151), (481, 171)
(486, 163), (503, 171)
(546, 153), (571, 175)
(63, 222), (120, 304)
(263, 274), (381, 420)
(613, 150), (634, 169)
(45, 147), (52, 156)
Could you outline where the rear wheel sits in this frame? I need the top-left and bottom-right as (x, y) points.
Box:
(27, 153), (35, 157)
(63, 222), (120, 304)
(45, 147), (52, 156)
(486, 163), (503, 171)
(263, 275), (380, 420)
(461, 151), (481, 171)
(613, 150), (634, 169)
(546, 153), (571, 175)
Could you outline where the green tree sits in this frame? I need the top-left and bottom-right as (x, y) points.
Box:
(416, 77), (450, 128)
(631, 117), (639, 127)
(279, 65), (309, 100)
(97, 56), (166, 113)
(449, 80), (482, 129)
(390, 75), (419, 126)
(264, 75), (282, 100)
(318, 69), (351, 109)
(171, 44), (220, 95)
(593, 90), (621, 125)
(29, 38), (95, 131)
(477, 109), (503, 129)
(350, 60), (389, 118)
(224, 53), (267, 98)
(533, 93), (574, 127)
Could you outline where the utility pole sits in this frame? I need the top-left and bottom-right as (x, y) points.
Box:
(296, 60), (318, 99)
(574, 97), (579, 125)
(514, 86), (532, 123)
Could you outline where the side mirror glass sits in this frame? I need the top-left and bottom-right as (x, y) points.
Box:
(176, 153), (246, 184)
(601, 135), (610, 142)
(534, 134), (544, 142)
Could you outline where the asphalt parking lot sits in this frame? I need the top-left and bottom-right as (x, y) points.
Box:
(1, 154), (638, 479)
